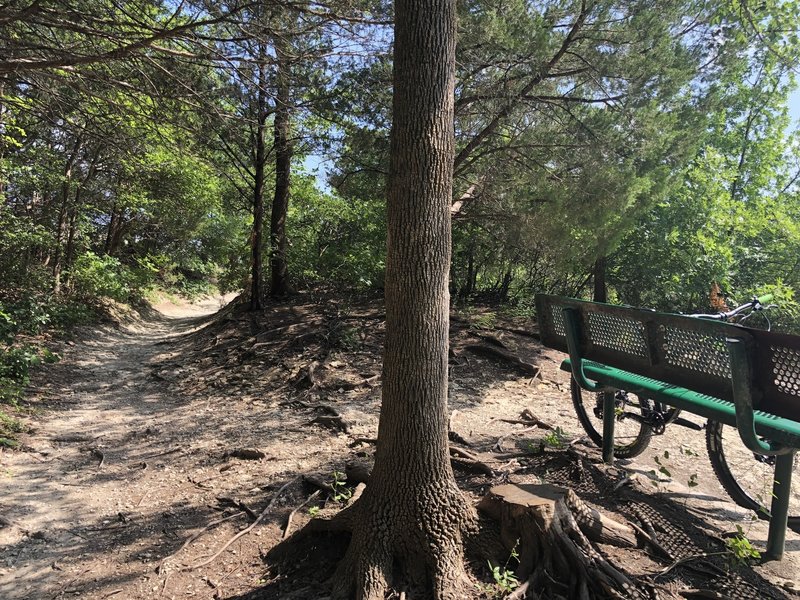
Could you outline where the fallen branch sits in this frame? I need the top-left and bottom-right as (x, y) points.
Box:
(651, 552), (726, 579)
(493, 426), (539, 452)
(283, 490), (322, 540)
(449, 446), (495, 476)
(136, 489), (152, 508)
(227, 448), (267, 461)
(184, 478), (298, 571)
(216, 497), (258, 521)
(464, 344), (539, 376)
(157, 511), (245, 574)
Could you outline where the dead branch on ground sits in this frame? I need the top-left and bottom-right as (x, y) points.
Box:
(183, 477), (298, 572)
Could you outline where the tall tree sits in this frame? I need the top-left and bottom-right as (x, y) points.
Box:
(269, 33), (292, 297)
(331, 1), (476, 598)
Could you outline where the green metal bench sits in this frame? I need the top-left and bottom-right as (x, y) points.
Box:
(534, 293), (800, 560)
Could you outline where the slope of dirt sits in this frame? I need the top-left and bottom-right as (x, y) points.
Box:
(1, 292), (798, 600)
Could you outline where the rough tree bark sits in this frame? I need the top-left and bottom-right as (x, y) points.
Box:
(330, 2), (477, 599)
(52, 136), (82, 295)
(269, 35), (291, 297)
(593, 256), (607, 303)
(250, 48), (268, 311)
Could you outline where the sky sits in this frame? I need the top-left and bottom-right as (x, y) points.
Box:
(790, 88), (800, 127)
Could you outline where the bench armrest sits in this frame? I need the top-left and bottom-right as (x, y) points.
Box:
(727, 338), (792, 456)
(563, 307), (608, 393)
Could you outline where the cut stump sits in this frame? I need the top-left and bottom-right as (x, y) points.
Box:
(479, 483), (654, 600)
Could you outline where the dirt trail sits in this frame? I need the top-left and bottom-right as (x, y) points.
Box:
(0, 296), (246, 600)
(2, 295), (800, 599)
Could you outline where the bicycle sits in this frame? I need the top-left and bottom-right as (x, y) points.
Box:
(569, 293), (797, 522)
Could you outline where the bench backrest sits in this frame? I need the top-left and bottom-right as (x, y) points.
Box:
(535, 294), (800, 422)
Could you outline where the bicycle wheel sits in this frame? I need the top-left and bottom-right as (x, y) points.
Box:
(706, 420), (800, 520)
(570, 378), (653, 459)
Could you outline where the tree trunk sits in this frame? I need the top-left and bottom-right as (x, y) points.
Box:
(64, 147), (100, 288)
(331, 2), (476, 599)
(250, 53), (268, 311)
(478, 484), (653, 599)
(460, 242), (476, 298)
(499, 268), (512, 301)
(0, 78), (7, 200)
(269, 36), (291, 297)
(105, 201), (120, 255)
(63, 207), (78, 289)
(593, 256), (607, 303)
(52, 137), (82, 295)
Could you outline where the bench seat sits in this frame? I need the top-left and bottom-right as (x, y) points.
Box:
(535, 293), (800, 559)
(560, 358), (800, 448)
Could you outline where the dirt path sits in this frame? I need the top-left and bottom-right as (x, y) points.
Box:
(0, 296), (255, 600)
(2, 295), (799, 599)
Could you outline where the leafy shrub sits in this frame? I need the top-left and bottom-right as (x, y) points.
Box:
(0, 410), (23, 448)
(71, 252), (135, 302)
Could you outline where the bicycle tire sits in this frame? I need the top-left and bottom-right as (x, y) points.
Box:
(570, 378), (653, 459)
(706, 420), (800, 521)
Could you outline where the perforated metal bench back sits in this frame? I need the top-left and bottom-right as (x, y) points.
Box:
(750, 328), (800, 422)
(535, 294), (800, 422)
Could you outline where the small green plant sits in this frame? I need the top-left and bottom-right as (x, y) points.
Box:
(653, 451), (672, 478)
(542, 426), (567, 449)
(308, 506), (320, 517)
(483, 539), (520, 597)
(725, 525), (761, 565)
(0, 410), (23, 447)
(470, 312), (497, 330)
(331, 470), (353, 503)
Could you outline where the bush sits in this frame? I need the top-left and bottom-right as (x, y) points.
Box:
(71, 252), (135, 302)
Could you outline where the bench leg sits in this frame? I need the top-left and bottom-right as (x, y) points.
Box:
(765, 451), (795, 560)
(602, 391), (615, 464)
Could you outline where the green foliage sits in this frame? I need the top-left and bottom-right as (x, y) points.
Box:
(287, 177), (386, 289)
(542, 427), (567, 449)
(71, 252), (136, 302)
(331, 470), (353, 503)
(487, 562), (519, 596)
(0, 207), (51, 291)
(725, 525), (761, 565)
(482, 539), (520, 598)
(653, 451), (672, 479)
(0, 343), (50, 446)
(0, 410), (23, 448)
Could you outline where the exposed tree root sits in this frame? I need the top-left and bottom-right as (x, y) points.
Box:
(478, 483), (661, 600)
(276, 480), (477, 600)
(182, 477), (297, 572)
(271, 473), (694, 599)
(463, 343), (540, 376)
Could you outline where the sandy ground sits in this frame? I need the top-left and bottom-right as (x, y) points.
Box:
(1, 294), (799, 600)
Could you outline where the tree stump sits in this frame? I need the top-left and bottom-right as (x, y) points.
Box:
(478, 483), (651, 600)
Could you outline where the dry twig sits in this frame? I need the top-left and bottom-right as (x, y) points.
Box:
(283, 490), (322, 539)
(184, 477), (298, 571)
(157, 511), (245, 574)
